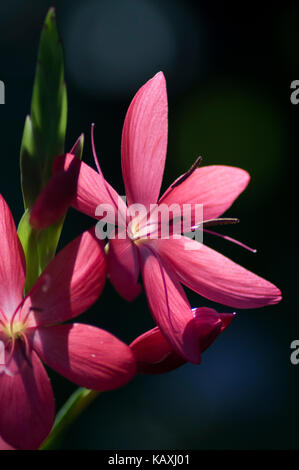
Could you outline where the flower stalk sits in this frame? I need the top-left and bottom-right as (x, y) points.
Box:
(40, 388), (100, 450)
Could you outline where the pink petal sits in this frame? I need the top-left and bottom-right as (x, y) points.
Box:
(191, 307), (235, 352)
(130, 327), (186, 374)
(54, 154), (126, 224)
(155, 236), (282, 309)
(30, 154), (81, 230)
(0, 195), (25, 320)
(219, 311), (235, 331)
(139, 244), (201, 363)
(30, 323), (136, 391)
(107, 235), (141, 301)
(159, 165), (250, 229)
(0, 435), (15, 450)
(0, 343), (54, 450)
(121, 72), (168, 208)
(130, 308), (234, 374)
(22, 228), (107, 328)
(30, 154), (126, 230)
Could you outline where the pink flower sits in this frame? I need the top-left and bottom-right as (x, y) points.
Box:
(30, 72), (281, 366)
(130, 307), (235, 374)
(0, 195), (136, 450)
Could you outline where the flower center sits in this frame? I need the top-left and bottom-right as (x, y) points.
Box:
(3, 320), (27, 340)
(127, 213), (159, 243)
(127, 220), (154, 244)
(127, 218), (140, 241)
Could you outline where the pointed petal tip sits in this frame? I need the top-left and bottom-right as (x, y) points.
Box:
(121, 69), (168, 207)
(152, 71), (166, 90)
(249, 282), (282, 308)
(153, 71), (165, 81)
(219, 312), (236, 331)
(271, 287), (282, 304)
(227, 166), (250, 189)
(156, 236), (282, 310)
(143, 71), (166, 94)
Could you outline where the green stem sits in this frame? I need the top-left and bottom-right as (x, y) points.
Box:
(40, 387), (100, 450)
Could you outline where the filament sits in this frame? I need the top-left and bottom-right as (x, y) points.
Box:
(171, 156), (202, 189)
(20, 332), (30, 358)
(91, 123), (124, 220)
(159, 156), (203, 204)
(1, 335), (16, 369)
(201, 228), (257, 253)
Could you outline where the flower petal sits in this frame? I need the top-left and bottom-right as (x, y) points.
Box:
(0, 435), (15, 450)
(0, 343), (54, 450)
(155, 236), (282, 309)
(121, 72), (168, 208)
(107, 235), (141, 301)
(139, 244), (201, 363)
(159, 165), (250, 229)
(29, 154), (81, 230)
(30, 323), (136, 391)
(30, 154), (126, 230)
(0, 195), (25, 320)
(191, 307), (235, 353)
(22, 228), (107, 327)
(130, 307), (235, 374)
(130, 327), (186, 374)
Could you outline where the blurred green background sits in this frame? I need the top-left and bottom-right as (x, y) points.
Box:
(0, 0), (297, 449)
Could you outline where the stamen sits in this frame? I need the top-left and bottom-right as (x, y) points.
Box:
(9, 276), (47, 333)
(0, 310), (8, 324)
(91, 123), (103, 176)
(0, 337), (29, 376)
(202, 228), (257, 253)
(22, 305), (43, 325)
(29, 307), (42, 312)
(10, 271), (54, 332)
(157, 156), (203, 207)
(91, 124), (121, 216)
(3, 335), (16, 369)
(171, 156), (202, 189)
(9, 298), (27, 336)
(200, 218), (240, 228)
(20, 332), (30, 358)
(10, 282), (46, 331)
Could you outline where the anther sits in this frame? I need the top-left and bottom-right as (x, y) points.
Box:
(171, 156), (203, 189)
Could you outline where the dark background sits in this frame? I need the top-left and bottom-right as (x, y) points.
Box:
(0, 0), (297, 449)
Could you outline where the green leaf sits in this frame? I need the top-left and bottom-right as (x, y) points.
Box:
(18, 210), (67, 294)
(18, 8), (69, 293)
(20, 7), (67, 209)
(17, 210), (39, 294)
(20, 116), (39, 209)
(70, 133), (84, 160)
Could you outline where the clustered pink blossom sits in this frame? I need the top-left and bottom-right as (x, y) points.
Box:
(0, 72), (281, 450)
